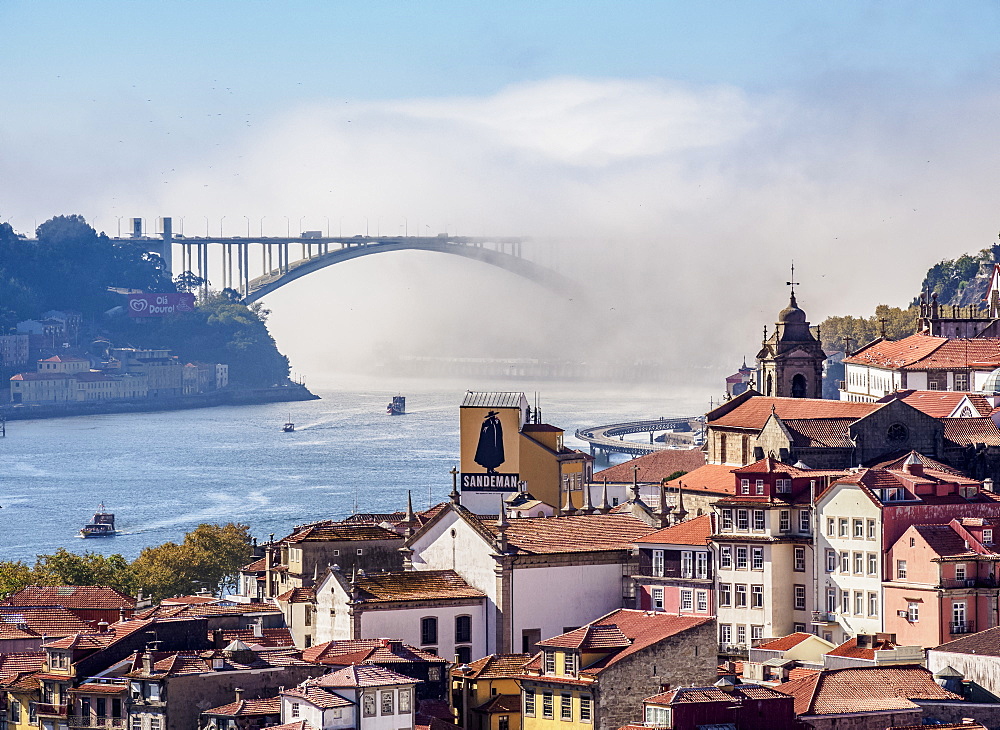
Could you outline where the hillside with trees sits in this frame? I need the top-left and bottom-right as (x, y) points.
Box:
(0, 215), (289, 386)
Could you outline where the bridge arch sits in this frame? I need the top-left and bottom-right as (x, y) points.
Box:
(243, 240), (575, 303)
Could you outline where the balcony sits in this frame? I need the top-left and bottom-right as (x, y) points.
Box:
(68, 717), (126, 729)
(719, 644), (749, 658)
(811, 611), (838, 624)
(37, 703), (69, 717)
(941, 577), (997, 590)
(950, 621), (975, 635)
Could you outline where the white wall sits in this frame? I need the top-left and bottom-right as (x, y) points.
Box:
(409, 510), (499, 602)
(360, 602), (488, 662)
(315, 572), (355, 644)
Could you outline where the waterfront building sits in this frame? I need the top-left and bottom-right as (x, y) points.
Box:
(518, 609), (716, 730)
(312, 569), (487, 663)
(36, 355), (90, 374)
(458, 392), (592, 514)
(755, 291), (827, 399)
(0, 334), (29, 368)
(451, 654), (531, 730)
(882, 518), (1000, 648)
(403, 500), (655, 654)
(110, 348), (184, 397)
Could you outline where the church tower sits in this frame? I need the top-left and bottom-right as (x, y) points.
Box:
(756, 281), (827, 399)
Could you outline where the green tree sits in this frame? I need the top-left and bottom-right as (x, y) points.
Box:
(32, 549), (136, 594)
(0, 560), (34, 599)
(819, 304), (918, 353)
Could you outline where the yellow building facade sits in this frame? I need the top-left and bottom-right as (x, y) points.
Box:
(452, 654), (531, 730)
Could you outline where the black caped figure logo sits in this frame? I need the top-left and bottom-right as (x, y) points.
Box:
(474, 410), (505, 475)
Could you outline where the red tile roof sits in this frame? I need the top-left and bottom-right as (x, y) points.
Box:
(474, 694), (521, 713)
(262, 722), (319, 730)
(665, 464), (737, 494)
(593, 450), (706, 483)
(350, 570), (484, 603)
(134, 602), (279, 619)
(708, 397), (879, 430)
(635, 515), (713, 546)
(825, 636), (898, 660)
(3, 585), (135, 610)
(754, 632), (815, 651)
(453, 654), (531, 679)
(203, 696), (281, 716)
(876, 390), (992, 418)
(0, 652), (45, 687)
(943, 417), (1000, 447)
(304, 639), (444, 666)
(314, 663), (420, 688)
(276, 588), (315, 604)
(843, 334), (948, 368)
(781, 418), (857, 448)
(933, 624), (1000, 657)
(214, 628), (295, 648)
(775, 665), (960, 715)
(281, 522), (402, 544)
(492, 514), (658, 554)
(537, 624), (632, 650)
(282, 683), (355, 709)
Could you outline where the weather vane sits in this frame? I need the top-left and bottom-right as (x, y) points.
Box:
(786, 261), (799, 297)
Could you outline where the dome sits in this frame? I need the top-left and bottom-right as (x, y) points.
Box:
(778, 293), (807, 324)
(980, 367), (1000, 393)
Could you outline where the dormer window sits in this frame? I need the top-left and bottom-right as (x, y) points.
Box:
(755, 479), (765, 495)
(984, 529), (994, 545)
(544, 651), (556, 674)
(740, 479), (750, 495)
(563, 652), (578, 675)
(776, 478), (792, 493)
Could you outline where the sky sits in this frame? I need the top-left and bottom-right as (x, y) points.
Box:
(2, 1), (999, 386)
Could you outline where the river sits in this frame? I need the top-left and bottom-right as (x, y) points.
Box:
(0, 376), (711, 563)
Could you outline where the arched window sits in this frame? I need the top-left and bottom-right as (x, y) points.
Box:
(791, 373), (807, 398)
(766, 373), (773, 396)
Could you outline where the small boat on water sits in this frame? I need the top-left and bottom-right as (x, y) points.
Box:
(79, 504), (116, 538)
(387, 396), (405, 415)
(282, 420), (295, 432)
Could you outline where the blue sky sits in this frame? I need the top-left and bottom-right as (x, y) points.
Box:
(2, 2), (999, 375)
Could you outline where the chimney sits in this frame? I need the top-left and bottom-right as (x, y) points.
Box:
(119, 608), (127, 622)
(213, 628), (226, 650)
(253, 618), (263, 638)
(234, 688), (244, 703)
(142, 652), (153, 675)
(97, 621), (109, 634)
(903, 452), (924, 477)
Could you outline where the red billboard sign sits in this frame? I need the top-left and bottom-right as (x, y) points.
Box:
(127, 293), (196, 317)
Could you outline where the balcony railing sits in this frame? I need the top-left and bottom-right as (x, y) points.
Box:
(950, 621), (975, 635)
(941, 577), (997, 589)
(37, 703), (69, 717)
(68, 716), (126, 729)
(811, 611), (837, 623)
(719, 644), (749, 658)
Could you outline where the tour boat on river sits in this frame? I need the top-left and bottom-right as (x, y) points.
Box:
(79, 504), (116, 538)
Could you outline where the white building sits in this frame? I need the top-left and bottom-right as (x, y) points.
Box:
(281, 664), (418, 730)
(403, 499), (656, 655)
(313, 568), (488, 663)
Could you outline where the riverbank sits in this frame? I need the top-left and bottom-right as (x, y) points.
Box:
(0, 382), (318, 421)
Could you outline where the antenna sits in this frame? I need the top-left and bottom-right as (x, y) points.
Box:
(786, 261), (799, 298)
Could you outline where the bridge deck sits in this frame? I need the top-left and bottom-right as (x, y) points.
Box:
(575, 417), (704, 456)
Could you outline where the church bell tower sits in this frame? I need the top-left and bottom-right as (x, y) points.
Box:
(756, 269), (827, 399)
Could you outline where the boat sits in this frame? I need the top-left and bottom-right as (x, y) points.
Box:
(79, 504), (116, 538)
(282, 420), (295, 432)
(387, 396), (405, 415)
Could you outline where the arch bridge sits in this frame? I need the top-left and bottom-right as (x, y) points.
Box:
(575, 417), (705, 458)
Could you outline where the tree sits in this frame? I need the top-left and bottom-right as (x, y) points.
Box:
(0, 560), (34, 599)
(32, 549), (136, 594)
(174, 270), (206, 293)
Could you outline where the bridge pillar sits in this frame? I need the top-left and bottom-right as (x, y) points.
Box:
(161, 217), (174, 277)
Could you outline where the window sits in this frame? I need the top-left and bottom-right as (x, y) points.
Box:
(839, 518), (849, 537)
(580, 695), (592, 723)
(751, 585), (763, 608)
(560, 694), (572, 721)
(524, 692), (536, 717)
(399, 689), (411, 713)
(364, 693), (377, 716)
(651, 587), (664, 610)
(842, 591), (850, 614)
(696, 552), (708, 578)
(779, 511), (790, 531)
(721, 509), (734, 530)
(645, 707), (669, 727)
(984, 529), (994, 544)
(737, 510), (749, 531)
(737, 625), (747, 645)
(720, 624), (732, 645)
(720, 546), (732, 569)
(908, 602), (919, 622)
(500, 716), (510, 730)
(855, 592), (864, 615)
(735, 584), (747, 607)
(697, 590), (708, 612)
(740, 479), (750, 494)
(421, 617), (438, 645)
(841, 552), (850, 573)
(680, 590), (693, 611)
(956, 564), (967, 581)
(755, 479), (765, 496)
(753, 510), (765, 530)
(544, 651), (556, 674)
(955, 372), (970, 390)
(681, 551), (693, 578)
(752, 547), (764, 570)
(867, 519), (877, 539)
(953, 601), (967, 628)
(652, 550), (665, 577)
(542, 692), (554, 719)
(826, 549), (836, 572)
(130, 715), (141, 730)
(149, 718), (161, 730)
(826, 587), (837, 613)
(456, 645), (472, 664)
(827, 518), (835, 536)
(357, 548), (364, 555)
(719, 584), (732, 607)
(854, 552), (864, 575)
(794, 585), (806, 610)
(897, 560), (907, 579)
(868, 553), (878, 576)
(10, 701), (20, 723)
(455, 615), (472, 644)
(868, 593), (878, 617)
(799, 510), (811, 533)
(854, 519), (864, 538)
(777, 478), (791, 493)
(794, 547), (806, 572)
(751, 624), (764, 641)
(736, 547), (748, 570)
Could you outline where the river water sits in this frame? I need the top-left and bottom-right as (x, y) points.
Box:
(0, 376), (710, 564)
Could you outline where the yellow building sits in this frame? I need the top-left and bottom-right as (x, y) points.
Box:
(0, 653), (45, 730)
(459, 392), (592, 514)
(452, 654), (531, 730)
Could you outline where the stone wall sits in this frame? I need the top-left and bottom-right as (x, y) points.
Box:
(915, 701), (1000, 730)
(594, 619), (717, 730)
(799, 710), (921, 730)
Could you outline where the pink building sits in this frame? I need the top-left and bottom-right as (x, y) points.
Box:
(883, 517), (1000, 647)
(634, 514), (714, 616)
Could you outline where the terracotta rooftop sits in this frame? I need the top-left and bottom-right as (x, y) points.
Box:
(281, 522), (402, 544)
(42, 619), (154, 651)
(282, 683), (355, 709)
(825, 636), (898, 660)
(474, 694), (521, 713)
(314, 663), (420, 689)
(0, 652), (45, 686)
(754, 632), (815, 652)
(350, 570), (484, 603)
(665, 464), (737, 495)
(203, 696), (280, 717)
(943, 417), (1000, 447)
(303, 638), (444, 666)
(453, 654), (531, 679)
(775, 665), (960, 715)
(867, 451), (963, 474)
(538, 624), (632, 650)
(933, 624), (1000, 657)
(3, 585), (135, 610)
(655, 685), (790, 705)
(843, 334), (948, 369)
(592, 449), (706, 483)
(276, 588), (315, 604)
(488, 513), (658, 555)
(134, 602), (279, 619)
(242, 557), (268, 572)
(877, 390), (993, 418)
(635, 515), (713, 546)
(781, 418), (857, 448)
(708, 396), (879, 430)
(124, 647), (310, 677)
(214, 628), (295, 648)
(256, 722), (318, 730)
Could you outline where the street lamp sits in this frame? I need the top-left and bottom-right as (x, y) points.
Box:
(220, 216), (226, 237)
(244, 216), (251, 237)
(259, 216), (267, 237)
